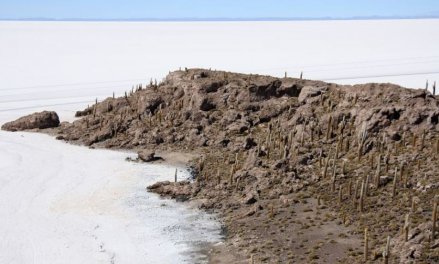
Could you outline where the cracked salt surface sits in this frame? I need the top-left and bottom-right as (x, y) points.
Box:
(0, 131), (222, 263)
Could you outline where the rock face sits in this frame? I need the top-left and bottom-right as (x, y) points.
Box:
(1, 111), (60, 131)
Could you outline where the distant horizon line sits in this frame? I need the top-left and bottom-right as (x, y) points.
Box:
(1, 15), (439, 22)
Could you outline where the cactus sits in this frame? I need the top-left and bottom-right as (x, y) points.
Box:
(300, 129), (304, 146)
(326, 115), (333, 140)
(353, 179), (360, 207)
(353, 94), (358, 105)
(434, 81), (437, 95)
(318, 150), (323, 168)
(342, 160), (346, 175)
(217, 168), (221, 185)
(335, 143), (339, 160)
(269, 204), (274, 219)
(229, 164), (235, 185)
(375, 154), (381, 188)
(323, 156), (329, 178)
(383, 236), (390, 264)
(338, 184), (343, 204)
(392, 167), (398, 198)
(433, 198), (438, 240)
(359, 180), (365, 212)
(283, 145), (289, 159)
(331, 160), (337, 192)
(385, 153), (389, 173)
(93, 98), (98, 118)
(365, 174), (370, 196)
(404, 214), (410, 242)
(348, 178), (352, 195)
(357, 122), (368, 161)
(364, 227), (369, 261)
(411, 196), (417, 212)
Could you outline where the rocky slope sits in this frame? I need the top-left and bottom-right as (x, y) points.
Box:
(5, 69), (439, 263)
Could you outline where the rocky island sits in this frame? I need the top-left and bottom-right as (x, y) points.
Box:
(3, 69), (439, 263)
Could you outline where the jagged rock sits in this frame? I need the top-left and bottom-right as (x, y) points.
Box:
(298, 86), (327, 103)
(147, 181), (192, 200)
(1, 111), (60, 131)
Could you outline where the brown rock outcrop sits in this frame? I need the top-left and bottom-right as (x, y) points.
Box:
(1, 111), (60, 131)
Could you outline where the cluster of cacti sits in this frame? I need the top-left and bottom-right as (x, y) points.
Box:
(426, 79), (438, 95)
(275, 88), (439, 262)
(235, 95), (432, 261)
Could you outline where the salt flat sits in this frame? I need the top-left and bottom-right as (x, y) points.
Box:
(0, 20), (438, 263)
(0, 131), (221, 263)
(1, 20), (439, 121)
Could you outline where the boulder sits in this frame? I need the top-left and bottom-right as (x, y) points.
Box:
(1, 111), (60, 131)
(138, 150), (162, 162)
